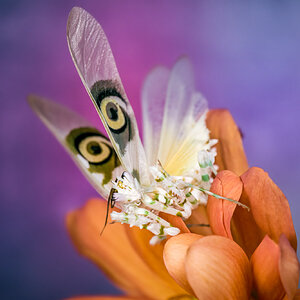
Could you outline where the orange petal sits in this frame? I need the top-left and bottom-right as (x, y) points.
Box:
(67, 198), (185, 299)
(279, 235), (300, 300)
(123, 212), (190, 288)
(185, 235), (251, 299)
(207, 170), (243, 239)
(163, 233), (203, 295)
(185, 205), (212, 236)
(65, 296), (141, 300)
(166, 295), (198, 299)
(232, 167), (297, 257)
(124, 225), (185, 289)
(206, 109), (248, 176)
(251, 235), (285, 300)
(292, 289), (300, 300)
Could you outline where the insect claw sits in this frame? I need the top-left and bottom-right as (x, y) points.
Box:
(100, 187), (117, 235)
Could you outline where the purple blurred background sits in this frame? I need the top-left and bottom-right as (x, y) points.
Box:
(1, 0), (300, 299)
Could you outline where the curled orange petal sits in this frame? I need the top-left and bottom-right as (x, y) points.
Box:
(251, 235), (285, 300)
(206, 109), (248, 176)
(163, 233), (203, 295)
(66, 198), (185, 299)
(185, 235), (251, 300)
(207, 170), (243, 239)
(279, 235), (300, 300)
(233, 167), (297, 257)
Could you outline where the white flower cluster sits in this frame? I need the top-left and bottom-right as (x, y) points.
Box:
(110, 146), (217, 245)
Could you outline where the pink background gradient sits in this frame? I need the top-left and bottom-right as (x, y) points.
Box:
(1, 0), (300, 299)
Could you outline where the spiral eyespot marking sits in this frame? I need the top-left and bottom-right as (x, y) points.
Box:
(90, 80), (135, 149)
(100, 97), (127, 132)
(66, 127), (121, 184)
(78, 136), (111, 164)
(66, 127), (114, 166)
